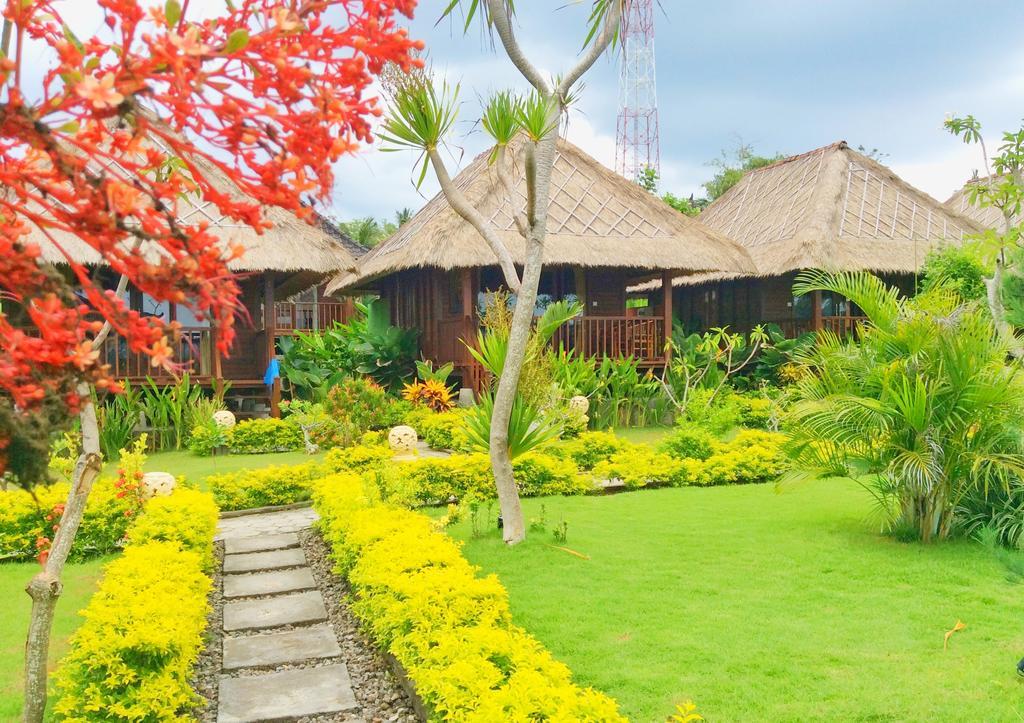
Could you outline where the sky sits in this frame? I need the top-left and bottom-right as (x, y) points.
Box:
(34, 0), (1024, 225)
(331, 0), (1024, 222)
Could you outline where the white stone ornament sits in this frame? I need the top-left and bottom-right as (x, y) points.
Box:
(388, 425), (418, 453)
(213, 410), (236, 429)
(142, 471), (176, 499)
(568, 395), (590, 414)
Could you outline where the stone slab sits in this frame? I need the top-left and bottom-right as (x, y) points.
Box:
(222, 625), (341, 670)
(224, 532), (299, 555)
(217, 664), (358, 722)
(223, 568), (317, 599)
(223, 547), (306, 573)
(216, 507), (318, 541)
(223, 590), (327, 632)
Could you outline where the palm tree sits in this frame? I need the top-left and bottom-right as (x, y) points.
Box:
(395, 207), (413, 227)
(782, 270), (1024, 542)
(340, 216), (382, 248)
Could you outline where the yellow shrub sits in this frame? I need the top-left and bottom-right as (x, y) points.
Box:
(324, 443), (393, 474)
(126, 488), (219, 570)
(311, 474), (626, 722)
(207, 460), (325, 511)
(592, 446), (685, 488)
(53, 488), (217, 720)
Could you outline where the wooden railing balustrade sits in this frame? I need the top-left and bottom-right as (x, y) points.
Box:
(274, 301), (354, 332)
(549, 316), (666, 364)
(98, 326), (214, 380)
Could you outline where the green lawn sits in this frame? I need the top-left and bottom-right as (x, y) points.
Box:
(612, 426), (673, 446)
(1, 557), (113, 720)
(106, 449), (324, 491)
(445, 481), (1024, 722)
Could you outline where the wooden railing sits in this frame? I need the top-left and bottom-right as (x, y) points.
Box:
(98, 326), (214, 380)
(274, 301), (354, 332)
(550, 316), (666, 363)
(769, 316), (868, 339)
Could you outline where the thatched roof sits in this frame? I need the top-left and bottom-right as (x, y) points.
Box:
(635, 141), (983, 291)
(327, 137), (755, 293)
(25, 120), (362, 275)
(944, 176), (1022, 231)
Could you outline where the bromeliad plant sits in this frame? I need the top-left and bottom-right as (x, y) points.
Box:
(782, 270), (1024, 543)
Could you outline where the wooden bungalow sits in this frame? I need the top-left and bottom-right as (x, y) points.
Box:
(634, 141), (984, 337)
(327, 138), (754, 390)
(28, 203), (365, 417)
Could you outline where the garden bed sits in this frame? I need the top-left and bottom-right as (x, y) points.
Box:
(444, 481), (1024, 721)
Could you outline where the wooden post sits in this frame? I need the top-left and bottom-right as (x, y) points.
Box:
(210, 322), (223, 396)
(270, 376), (281, 418)
(263, 274), (276, 366)
(662, 270), (674, 362)
(811, 289), (823, 332)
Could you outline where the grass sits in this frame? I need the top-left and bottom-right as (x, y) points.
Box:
(612, 426), (673, 446)
(0, 556), (113, 720)
(445, 481), (1024, 722)
(101, 449), (325, 491)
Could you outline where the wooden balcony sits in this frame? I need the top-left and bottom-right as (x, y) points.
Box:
(99, 326), (214, 381)
(771, 316), (868, 339)
(274, 301), (354, 333)
(550, 316), (667, 364)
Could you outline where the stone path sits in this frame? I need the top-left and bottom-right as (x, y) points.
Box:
(214, 508), (362, 723)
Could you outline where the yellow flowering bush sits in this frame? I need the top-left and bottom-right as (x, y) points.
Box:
(409, 409), (471, 452)
(0, 479), (136, 562)
(53, 488), (217, 720)
(227, 417), (304, 454)
(557, 431), (628, 471)
(675, 430), (790, 486)
(311, 474), (626, 722)
(126, 488), (219, 570)
(207, 460), (324, 510)
(324, 442), (393, 474)
(592, 446), (685, 489)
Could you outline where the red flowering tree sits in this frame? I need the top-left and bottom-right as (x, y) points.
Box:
(0, 1), (421, 719)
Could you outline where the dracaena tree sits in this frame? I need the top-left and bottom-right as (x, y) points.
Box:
(0, 1), (420, 719)
(380, 0), (623, 545)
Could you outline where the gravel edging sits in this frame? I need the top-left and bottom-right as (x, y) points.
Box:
(301, 530), (419, 723)
(193, 540), (225, 722)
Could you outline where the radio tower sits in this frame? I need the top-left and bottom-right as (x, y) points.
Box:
(615, 0), (659, 183)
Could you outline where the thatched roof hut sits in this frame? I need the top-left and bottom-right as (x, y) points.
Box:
(327, 137), (755, 293)
(945, 176), (1022, 231)
(636, 141), (982, 292)
(25, 111), (363, 276)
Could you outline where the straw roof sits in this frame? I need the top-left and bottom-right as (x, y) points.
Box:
(636, 142), (982, 291)
(944, 176), (1022, 231)
(25, 121), (361, 275)
(327, 137), (755, 293)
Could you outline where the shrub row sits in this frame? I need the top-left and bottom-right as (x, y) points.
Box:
(1, 480), (140, 563)
(191, 417), (305, 456)
(207, 428), (790, 511)
(312, 473), (626, 721)
(52, 488), (218, 720)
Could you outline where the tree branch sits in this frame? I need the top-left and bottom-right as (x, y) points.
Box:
(428, 148), (522, 292)
(557, 1), (622, 98)
(484, 0), (551, 95)
(495, 145), (528, 238)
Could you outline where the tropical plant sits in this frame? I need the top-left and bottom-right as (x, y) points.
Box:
(402, 379), (456, 413)
(279, 326), (355, 400)
(752, 324), (816, 385)
(782, 270), (1024, 543)
(463, 393), (562, 460)
(945, 115), (1024, 349)
(661, 325), (770, 416)
(415, 359), (455, 385)
(382, 1), (623, 543)
(96, 383), (144, 460)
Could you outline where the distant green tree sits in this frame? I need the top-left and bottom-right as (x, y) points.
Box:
(704, 143), (783, 201)
(921, 246), (988, 302)
(340, 215), (400, 248)
(662, 192), (706, 217)
(637, 166), (659, 192)
(395, 207), (414, 226)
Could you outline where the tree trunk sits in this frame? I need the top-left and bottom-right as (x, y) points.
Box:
(22, 385), (102, 723)
(489, 132), (558, 545)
